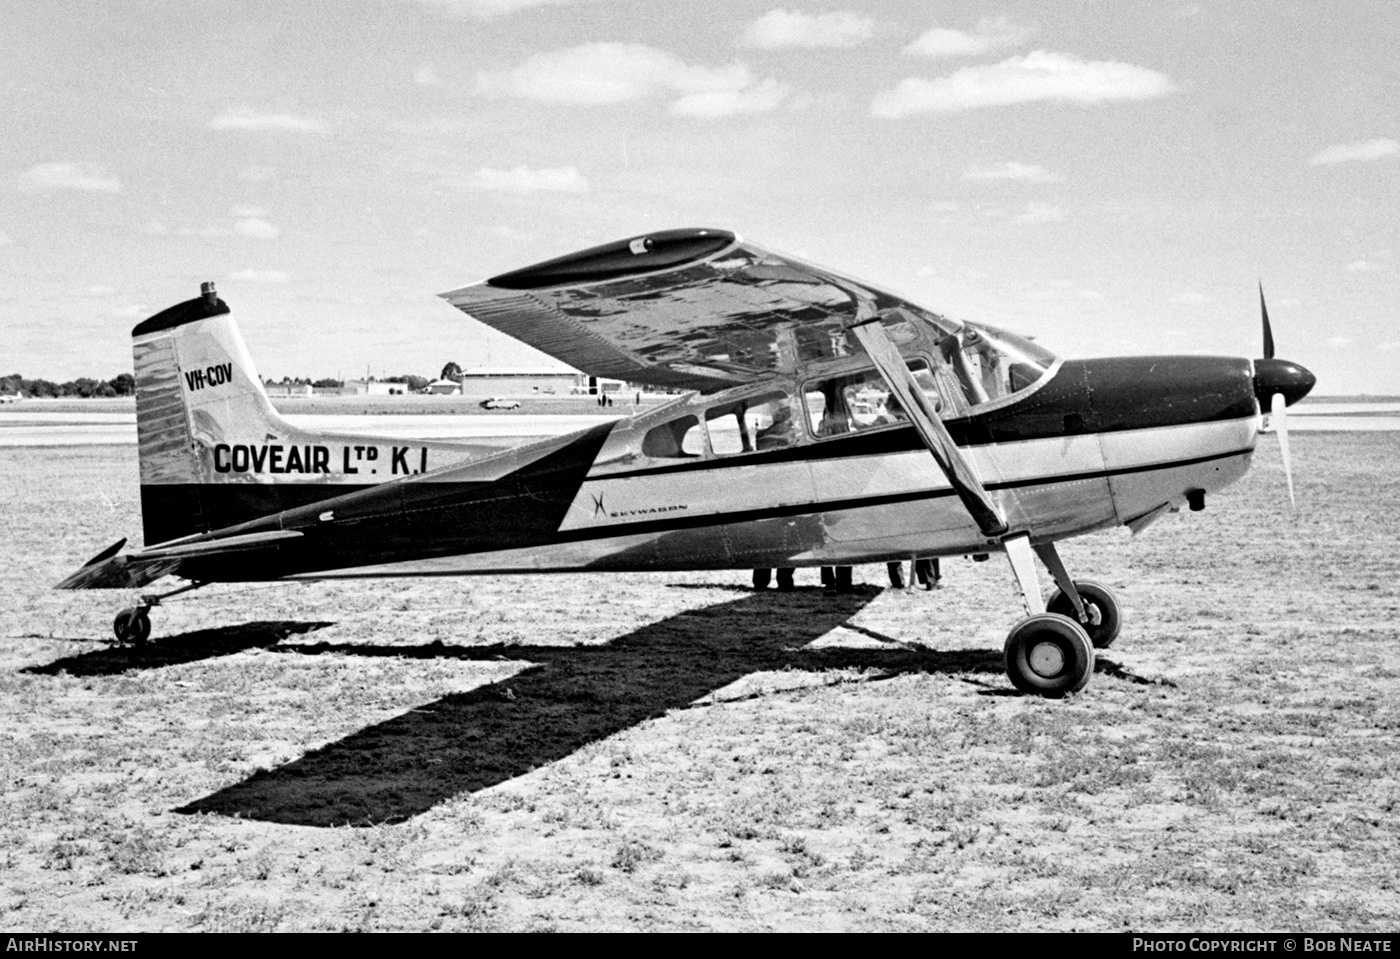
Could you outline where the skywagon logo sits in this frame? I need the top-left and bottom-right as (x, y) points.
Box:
(586, 493), (688, 521)
(184, 362), (233, 392)
(604, 503), (689, 520)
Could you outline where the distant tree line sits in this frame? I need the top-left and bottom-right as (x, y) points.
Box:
(269, 374), (433, 392)
(2, 372), (134, 398)
(3, 368), (440, 398)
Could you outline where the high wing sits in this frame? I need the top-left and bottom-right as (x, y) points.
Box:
(439, 228), (961, 394)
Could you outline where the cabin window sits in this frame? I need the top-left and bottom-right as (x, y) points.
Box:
(706, 409), (748, 455)
(748, 395), (799, 451)
(705, 392), (795, 455)
(803, 360), (944, 438)
(641, 414), (705, 459)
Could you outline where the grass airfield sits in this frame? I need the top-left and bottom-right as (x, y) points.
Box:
(1, 433), (1397, 931)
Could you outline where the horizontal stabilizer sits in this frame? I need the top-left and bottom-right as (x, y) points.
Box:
(55, 530), (303, 590)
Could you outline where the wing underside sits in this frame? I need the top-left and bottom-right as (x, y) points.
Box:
(439, 229), (959, 393)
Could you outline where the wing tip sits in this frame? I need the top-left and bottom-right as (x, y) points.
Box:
(482, 227), (738, 291)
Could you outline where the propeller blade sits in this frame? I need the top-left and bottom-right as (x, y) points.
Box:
(1270, 391), (1296, 509)
(1259, 282), (1275, 360)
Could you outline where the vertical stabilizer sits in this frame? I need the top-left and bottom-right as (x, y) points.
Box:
(132, 285), (290, 545)
(131, 285), (499, 547)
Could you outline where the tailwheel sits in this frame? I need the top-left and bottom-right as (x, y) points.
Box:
(113, 607), (152, 646)
(1004, 613), (1094, 698)
(1045, 579), (1121, 649)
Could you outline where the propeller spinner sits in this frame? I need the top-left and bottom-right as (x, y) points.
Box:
(1252, 285), (1315, 507)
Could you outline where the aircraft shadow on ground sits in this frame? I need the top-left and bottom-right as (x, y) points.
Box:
(20, 621), (334, 677)
(178, 590), (1005, 827)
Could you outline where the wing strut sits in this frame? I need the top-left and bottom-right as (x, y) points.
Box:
(847, 318), (1009, 539)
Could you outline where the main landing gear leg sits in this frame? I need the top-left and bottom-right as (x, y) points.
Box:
(1033, 541), (1122, 650)
(112, 581), (206, 646)
(1001, 534), (1093, 698)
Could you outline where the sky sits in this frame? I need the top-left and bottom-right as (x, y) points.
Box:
(2, 0), (1396, 393)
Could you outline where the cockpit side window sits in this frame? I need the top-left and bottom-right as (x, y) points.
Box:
(705, 392), (794, 455)
(641, 414), (705, 459)
(803, 360), (946, 438)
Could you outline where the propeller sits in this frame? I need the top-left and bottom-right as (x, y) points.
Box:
(1252, 284), (1315, 508)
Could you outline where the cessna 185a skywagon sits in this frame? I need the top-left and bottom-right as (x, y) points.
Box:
(58, 229), (1315, 697)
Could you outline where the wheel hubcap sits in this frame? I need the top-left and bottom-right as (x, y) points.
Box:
(1028, 640), (1065, 677)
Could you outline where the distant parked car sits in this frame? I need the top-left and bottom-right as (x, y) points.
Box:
(480, 397), (522, 410)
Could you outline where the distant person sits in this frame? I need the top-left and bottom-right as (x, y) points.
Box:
(752, 568), (795, 591)
(887, 558), (940, 590)
(822, 565), (853, 595)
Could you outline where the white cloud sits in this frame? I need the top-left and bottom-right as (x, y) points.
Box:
(986, 201), (1065, 224)
(415, 63), (441, 86)
(739, 10), (876, 49)
(113, 304), (151, 319)
(144, 221), (170, 235)
(904, 17), (1034, 59)
(1378, 341), (1400, 351)
(872, 50), (1175, 118)
(476, 43), (788, 116)
(1347, 260), (1385, 272)
(672, 77), (791, 118)
(393, 0), (592, 17)
(1309, 138), (1399, 166)
(231, 205), (269, 218)
(80, 285), (116, 298)
(1326, 336), (1354, 348)
(234, 218), (280, 239)
(962, 161), (1060, 182)
(240, 165), (277, 183)
(0, 230), (12, 246)
(17, 162), (121, 193)
(208, 109), (326, 132)
(471, 165), (588, 193)
(230, 269), (289, 284)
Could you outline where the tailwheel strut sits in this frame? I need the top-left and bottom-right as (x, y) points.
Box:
(111, 581), (206, 646)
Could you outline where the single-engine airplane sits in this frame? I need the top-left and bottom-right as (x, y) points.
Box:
(57, 229), (1314, 697)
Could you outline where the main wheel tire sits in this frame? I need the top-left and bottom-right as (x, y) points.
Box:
(1004, 613), (1094, 698)
(776, 567), (795, 591)
(752, 568), (772, 590)
(1045, 580), (1121, 649)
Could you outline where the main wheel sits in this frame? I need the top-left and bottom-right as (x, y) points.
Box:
(1045, 580), (1121, 649)
(112, 607), (152, 645)
(752, 568), (772, 590)
(1004, 613), (1094, 698)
